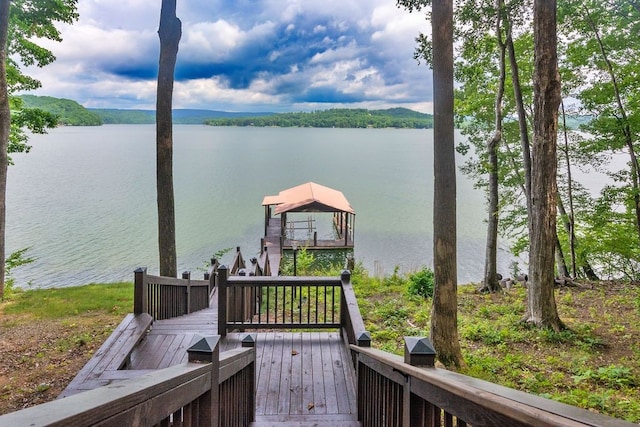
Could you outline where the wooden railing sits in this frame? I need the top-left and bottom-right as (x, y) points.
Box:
(351, 338), (636, 427)
(134, 267), (212, 320)
(217, 267), (368, 335)
(0, 335), (257, 427)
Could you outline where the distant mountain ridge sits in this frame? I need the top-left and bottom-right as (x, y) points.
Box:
(18, 95), (432, 128)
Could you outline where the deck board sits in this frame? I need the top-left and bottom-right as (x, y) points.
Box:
(60, 301), (358, 424)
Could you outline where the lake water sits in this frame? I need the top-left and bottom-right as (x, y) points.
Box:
(6, 125), (515, 288)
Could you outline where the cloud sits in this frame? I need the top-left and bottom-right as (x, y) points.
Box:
(21, 0), (434, 112)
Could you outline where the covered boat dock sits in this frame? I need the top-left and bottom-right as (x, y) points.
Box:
(262, 182), (355, 251)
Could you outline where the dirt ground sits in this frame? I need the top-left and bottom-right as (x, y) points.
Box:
(0, 313), (120, 415)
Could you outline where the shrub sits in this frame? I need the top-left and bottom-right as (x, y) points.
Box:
(407, 267), (435, 298)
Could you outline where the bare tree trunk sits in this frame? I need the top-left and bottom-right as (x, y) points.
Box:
(0, 0), (9, 299)
(560, 101), (577, 278)
(430, 0), (464, 368)
(525, 0), (564, 331)
(555, 235), (569, 278)
(481, 0), (507, 294)
(505, 17), (533, 224)
(156, 0), (181, 277)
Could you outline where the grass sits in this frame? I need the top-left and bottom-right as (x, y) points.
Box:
(351, 270), (640, 423)
(1, 271), (639, 422)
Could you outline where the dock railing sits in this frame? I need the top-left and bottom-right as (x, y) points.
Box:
(134, 267), (213, 320)
(0, 335), (257, 427)
(351, 337), (636, 427)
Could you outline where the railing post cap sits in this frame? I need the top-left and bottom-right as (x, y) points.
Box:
(357, 331), (371, 347)
(242, 333), (257, 348)
(404, 336), (436, 367)
(218, 265), (228, 271)
(238, 268), (247, 276)
(134, 267), (147, 273)
(187, 335), (220, 362)
(341, 270), (351, 281)
(182, 271), (190, 279)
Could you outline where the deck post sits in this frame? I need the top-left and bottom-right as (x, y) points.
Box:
(182, 271), (191, 314)
(404, 337), (436, 367)
(403, 337), (435, 427)
(217, 266), (228, 336)
(134, 267), (147, 315)
(187, 335), (220, 427)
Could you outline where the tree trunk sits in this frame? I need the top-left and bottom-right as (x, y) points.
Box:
(482, 0), (507, 294)
(557, 195), (599, 280)
(505, 18), (533, 224)
(0, 0), (9, 299)
(560, 101), (577, 278)
(430, 0), (464, 368)
(525, 0), (564, 331)
(555, 235), (569, 278)
(156, 0), (181, 277)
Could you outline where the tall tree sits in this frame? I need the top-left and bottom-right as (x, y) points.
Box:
(481, 0), (507, 293)
(397, 0), (464, 366)
(0, 0), (9, 300)
(524, 0), (563, 330)
(431, 0), (465, 367)
(156, 0), (181, 277)
(0, 0), (77, 299)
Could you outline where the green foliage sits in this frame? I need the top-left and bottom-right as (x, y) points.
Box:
(3, 248), (35, 300)
(20, 95), (102, 126)
(406, 266), (435, 298)
(206, 108), (433, 129)
(5, 1), (79, 161)
(572, 365), (637, 389)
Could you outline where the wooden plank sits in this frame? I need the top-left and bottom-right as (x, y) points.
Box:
(58, 313), (152, 398)
(301, 333), (315, 417)
(310, 333), (326, 414)
(288, 332), (303, 415)
(320, 332), (339, 414)
(255, 332), (275, 416)
(265, 333), (285, 415)
(134, 334), (174, 369)
(328, 332), (351, 414)
(277, 332), (293, 415)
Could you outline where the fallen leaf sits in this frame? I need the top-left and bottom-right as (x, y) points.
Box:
(307, 403), (315, 410)
(291, 349), (299, 356)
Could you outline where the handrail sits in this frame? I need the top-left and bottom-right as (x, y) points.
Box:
(350, 343), (636, 427)
(340, 270), (371, 348)
(134, 268), (211, 320)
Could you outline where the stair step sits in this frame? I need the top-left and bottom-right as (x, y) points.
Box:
(250, 414), (360, 427)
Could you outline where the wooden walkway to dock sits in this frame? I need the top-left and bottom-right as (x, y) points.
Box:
(59, 286), (359, 426)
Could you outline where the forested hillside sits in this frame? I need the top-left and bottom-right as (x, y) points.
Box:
(205, 107), (433, 128)
(89, 108), (274, 124)
(20, 95), (102, 126)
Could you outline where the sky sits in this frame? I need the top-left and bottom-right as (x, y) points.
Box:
(22, 0), (433, 113)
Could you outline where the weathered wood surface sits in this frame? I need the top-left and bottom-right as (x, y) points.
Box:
(58, 312), (153, 398)
(129, 303), (218, 369)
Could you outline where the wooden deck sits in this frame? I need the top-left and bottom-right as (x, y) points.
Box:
(60, 287), (359, 426)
